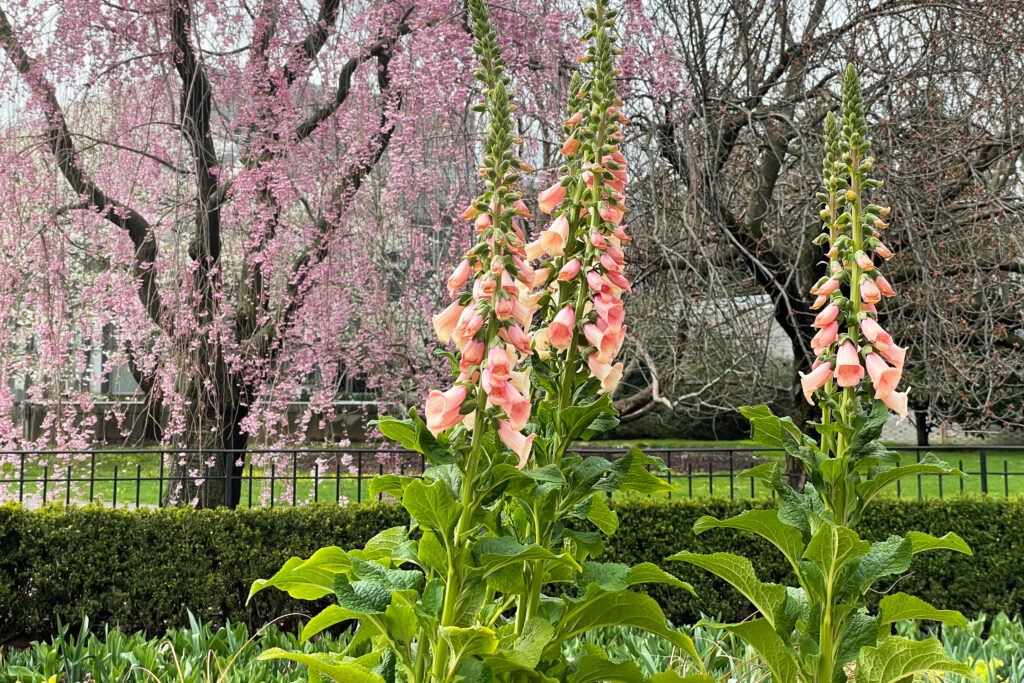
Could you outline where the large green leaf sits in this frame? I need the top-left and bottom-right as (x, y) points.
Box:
(595, 448), (672, 495)
(856, 535), (912, 592)
(484, 618), (555, 675)
(856, 456), (959, 506)
(545, 590), (701, 665)
(693, 510), (805, 569)
(719, 618), (799, 683)
(648, 674), (715, 683)
(333, 575), (392, 615)
(248, 556), (337, 602)
(669, 552), (787, 629)
(474, 537), (580, 577)
(403, 479), (460, 535)
(628, 563), (694, 593)
(373, 412), (456, 464)
(356, 527), (417, 566)
(854, 637), (971, 683)
(739, 405), (813, 449)
(561, 394), (618, 442)
(256, 649), (385, 683)
(585, 493), (619, 535)
(441, 626), (499, 665)
(906, 531), (972, 556)
(576, 562), (630, 592)
(300, 605), (359, 642)
(877, 593), (967, 630)
(351, 559), (423, 592)
(803, 524), (870, 580)
(567, 651), (646, 683)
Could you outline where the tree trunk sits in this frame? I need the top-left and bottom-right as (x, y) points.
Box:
(915, 409), (930, 447)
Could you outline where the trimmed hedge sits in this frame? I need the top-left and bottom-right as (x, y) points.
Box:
(2, 498), (1022, 640)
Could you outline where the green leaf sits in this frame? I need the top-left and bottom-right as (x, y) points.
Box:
(585, 493), (619, 535)
(693, 510), (805, 569)
(668, 552), (788, 628)
(803, 524), (870, 579)
(628, 563), (694, 594)
(739, 405), (813, 449)
(249, 555), (338, 602)
(856, 535), (912, 592)
(333, 575), (392, 615)
(719, 618), (799, 683)
(441, 626), (499, 664)
(301, 605), (358, 643)
(855, 637), (971, 683)
(857, 456), (959, 506)
(403, 479), (460, 535)
(906, 531), (972, 556)
(877, 593), (967, 630)
(596, 448), (672, 495)
(567, 652), (646, 683)
(562, 394), (618, 442)
(545, 590), (701, 664)
(357, 527), (417, 566)
(257, 649), (385, 683)
(834, 613), (878, 676)
(351, 559), (423, 593)
(648, 674), (715, 683)
(577, 562), (630, 592)
(374, 413), (456, 464)
(483, 618), (555, 675)
(383, 603), (419, 644)
(368, 475), (414, 500)
(474, 536), (580, 577)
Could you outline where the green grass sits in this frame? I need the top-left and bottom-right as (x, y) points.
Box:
(2, 443), (1022, 506)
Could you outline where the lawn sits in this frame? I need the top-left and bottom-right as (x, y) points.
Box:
(1, 442), (1021, 507)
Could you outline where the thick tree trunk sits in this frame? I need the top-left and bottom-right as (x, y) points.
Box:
(915, 409), (930, 447)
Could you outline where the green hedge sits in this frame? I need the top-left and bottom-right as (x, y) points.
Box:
(2, 498), (1022, 641)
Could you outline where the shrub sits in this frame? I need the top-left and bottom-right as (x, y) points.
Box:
(1, 498), (1021, 641)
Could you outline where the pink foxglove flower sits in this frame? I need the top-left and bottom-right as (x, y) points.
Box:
(498, 420), (534, 468)
(882, 389), (909, 422)
(425, 385), (467, 436)
(811, 321), (839, 354)
(814, 303), (840, 328)
(548, 306), (575, 349)
(834, 341), (865, 387)
(447, 260), (473, 297)
(800, 362), (833, 404)
(538, 182), (567, 214)
(865, 353), (902, 399)
(860, 318), (893, 348)
(875, 274), (897, 297)
(860, 278), (882, 304)
(433, 301), (466, 345)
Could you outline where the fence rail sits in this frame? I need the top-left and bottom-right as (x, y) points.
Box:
(1, 446), (1022, 509)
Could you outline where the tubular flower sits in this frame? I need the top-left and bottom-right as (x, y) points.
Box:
(538, 182), (567, 214)
(865, 353), (902, 399)
(425, 385), (468, 437)
(548, 306), (576, 349)
(498, 420), (535, 468)
(800, 362), (833, 405)
(834, 341), (864, 387)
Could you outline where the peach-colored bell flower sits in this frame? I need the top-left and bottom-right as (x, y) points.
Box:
(558, 258), (581, 282)
(860, 318), (893, 348)
(817, 278), (840, 296)
(425, 384), (467, 436)
(538, 182), (567, 214)
(532, 328), (551, 360)
(498, 420), (534, 468)
(811, 321), (839, 353)
(810, 295), (828, 310)
(856, 252), (875, 271)
(865, 353), (902, 399)
(591, 232), (608, 250)
(561, 135), (580, 156)
(494, 296), (514, 320)
(834, 341), (865, 387)
(587, 353), (623, 393)
(860, 278), (882, 304)
(500, 324), (532, 355)
(879, 341), (906, 368)
(474, 213), (491, 233)
(432, 301), (465, 345)
(462, 339), (485, 366)
(595, 293), (624, 329)
(513, 199), (532, 218)
(548, 306), (575, 349)
(613, 226), (631, 243)
(606, 270), (631, 292)
(599, 204), (624, 225)
(883, 389), (909, 423)
(799, 362), (833, 404)
(875, 274), (896, 297)
(447, 260), (472, 297)
(875, 243), (894, 259)
(814, 303), (839, 328)
(587, 271), (609, 293)
(565, 111), (583, 126)
(538, 214), (570, 258)
(460, 205), (481, 221)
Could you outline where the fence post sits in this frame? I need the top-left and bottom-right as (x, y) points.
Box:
(224, 450), (235, 510)
(980, 449), (988, 494)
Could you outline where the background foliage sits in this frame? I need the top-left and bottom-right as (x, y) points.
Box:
(2, 498), (1020, 642)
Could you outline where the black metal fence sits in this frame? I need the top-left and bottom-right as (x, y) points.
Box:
(1, 445), (1022, 509)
